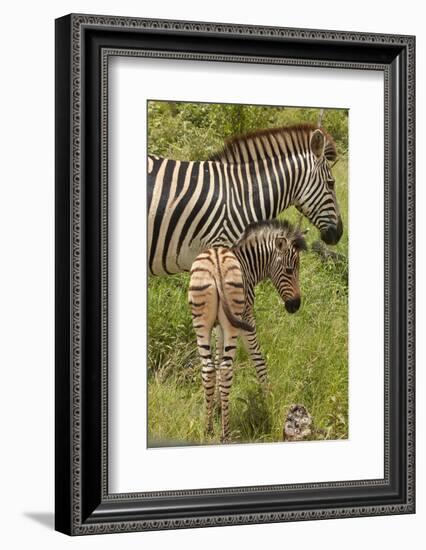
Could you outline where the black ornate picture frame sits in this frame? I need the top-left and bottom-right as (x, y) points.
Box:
(55, 14), (415, 535)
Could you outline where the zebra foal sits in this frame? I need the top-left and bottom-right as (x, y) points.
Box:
(188, 220), (307, 442)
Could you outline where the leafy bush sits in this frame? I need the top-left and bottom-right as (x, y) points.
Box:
(148, 101), (348, 159)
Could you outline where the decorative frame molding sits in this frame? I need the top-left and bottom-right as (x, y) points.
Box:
(55, 14), (415, 535)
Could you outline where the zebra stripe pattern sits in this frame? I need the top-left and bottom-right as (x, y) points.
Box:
(148, 123), (341, 276)
(188, 220), (307, 442)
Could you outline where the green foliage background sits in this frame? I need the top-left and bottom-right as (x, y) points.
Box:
(147, 101), (348, 446)
(148, 101), (348, 160)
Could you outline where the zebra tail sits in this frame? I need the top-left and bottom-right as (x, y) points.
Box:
(213, 274), (254, 333)
(222, 301), (254, 333)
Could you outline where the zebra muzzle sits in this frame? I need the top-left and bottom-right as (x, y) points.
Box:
(285, 296), (301, 313)
(320, 216), (343, 245)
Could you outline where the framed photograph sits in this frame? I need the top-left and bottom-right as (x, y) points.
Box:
(55, 14), (415, 535)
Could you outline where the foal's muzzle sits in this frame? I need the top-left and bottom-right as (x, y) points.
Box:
(285, 296), (301, 314)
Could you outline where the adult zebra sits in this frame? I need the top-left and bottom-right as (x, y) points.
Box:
(148, 123), (342, 275)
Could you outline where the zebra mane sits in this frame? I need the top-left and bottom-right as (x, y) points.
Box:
(233, 219), (307, 251)
(209, 123), (337, 165)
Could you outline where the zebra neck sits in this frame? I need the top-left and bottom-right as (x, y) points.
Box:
(229, 154), (301, 221)
(233, 243), (272, 290)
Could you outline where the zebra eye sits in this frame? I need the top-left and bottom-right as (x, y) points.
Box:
(285, 268), (293, 275)
(327, 178), (335, 190)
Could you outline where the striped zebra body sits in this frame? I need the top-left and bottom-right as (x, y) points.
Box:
(148, 124), (342, 276)
(188, 220), (307, 442)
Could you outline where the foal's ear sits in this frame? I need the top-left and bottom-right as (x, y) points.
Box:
(275, 236), (288, 253)
(310, 129), (325, 159)
(293, 234), (308, 251)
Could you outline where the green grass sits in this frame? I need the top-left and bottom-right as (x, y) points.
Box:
(148, 157), (349, 446)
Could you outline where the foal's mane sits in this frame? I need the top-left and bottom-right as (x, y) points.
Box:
(233, 219), (307, 251)
(209, 123), (337, 164)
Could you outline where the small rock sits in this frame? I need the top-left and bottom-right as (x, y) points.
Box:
(283, 404), (313, 441)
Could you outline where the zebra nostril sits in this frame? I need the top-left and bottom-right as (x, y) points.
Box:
(285, 297), (301, 313)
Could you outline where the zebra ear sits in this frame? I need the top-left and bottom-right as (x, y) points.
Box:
(310, 129), (325, 159)
(293, 234), (308, 251)
(275, 236), (288, 253)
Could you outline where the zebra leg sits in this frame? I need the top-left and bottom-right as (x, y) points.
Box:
(241, 314), (269, 386)
(214, 324), (224, 409)
(189, 269), (218, 437)
(194, 326), (216, 434)
(198, 334), (216, 435)
(215, 324), (224, 367)
(191, 300), (217, 436)
(218, 331), (238, 443)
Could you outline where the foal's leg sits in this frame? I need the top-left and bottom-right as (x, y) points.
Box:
(215, 324), (224, 368)
(217, 323), (239, 443)
(214, 324), (224, 408)
(189, 278), (218, 436)
(240, 309), (269, 385)
(197, 331), (216, 435)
